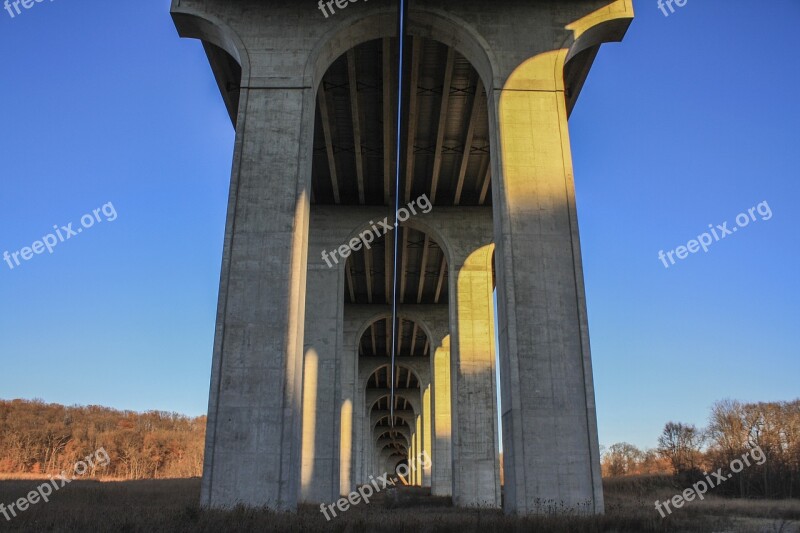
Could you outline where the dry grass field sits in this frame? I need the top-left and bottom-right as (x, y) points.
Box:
(0, 475), (797, 532)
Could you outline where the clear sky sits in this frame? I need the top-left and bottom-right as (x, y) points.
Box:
(0, 0), (797, 452)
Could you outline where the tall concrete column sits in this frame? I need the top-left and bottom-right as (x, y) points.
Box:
(422, 382), (432, 487)
(337, 370), (356, 496)
(450, 244), (501, 508)
(301, 216), (345, 503)
(201, 86), (313, 510)
(361, 408), (371, 481)
(431, 335), (452, 496)
(410, 436), (416, 484)
(415, 414), (423, 485)
(492, 49), (604, 514)
(342, 306), (367, 488)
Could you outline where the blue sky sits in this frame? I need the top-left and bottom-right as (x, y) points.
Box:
(0, 0), (797, 452)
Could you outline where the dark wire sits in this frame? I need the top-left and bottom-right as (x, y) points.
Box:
(390, 0), (408, 428)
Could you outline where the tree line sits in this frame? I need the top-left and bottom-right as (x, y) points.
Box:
(602, 399), (800, 499)
(3, 396), (797, 495)
(0, 400), (205, 480)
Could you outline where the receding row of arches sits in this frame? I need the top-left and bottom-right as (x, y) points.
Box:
(319, 36), (487, 489)
(301, 31), (500, 504)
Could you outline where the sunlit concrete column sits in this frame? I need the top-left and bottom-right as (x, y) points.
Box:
(410, 429), (415, 485)
(422, 383), (432, 487)
(450, 244), (501, 508)
(338, 399), (353, 496)
(416, 413), (424, 486)
(200, 86), (313, 510)
(410, 437), (416, 485)
(491, 48), (607, 515)
(431, 335), (452, 496)
(413, 425), (419, 485)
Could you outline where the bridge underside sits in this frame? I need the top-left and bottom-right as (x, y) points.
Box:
(171, 0), (633, 516)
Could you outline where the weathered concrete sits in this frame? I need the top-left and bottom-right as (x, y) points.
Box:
(489, 3), (635, 509)
(173, 0), (633, 515)
(197, 85), (314, 510)
(300, 209), (347, 503)
(431, 335), (452, 497)
(346, 303), (447, 488)
(451, 244), (501, 507)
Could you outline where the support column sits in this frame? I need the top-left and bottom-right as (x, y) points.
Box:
(343, 306), (366, 488)
(415, 414), (423, 485)
(301, 218), (344, 503)
(451, 244), (501, 508)
(362, 408), (371, 480)
(338, 398), (353, 496)
(201, 86), (313, 510)
(422, 382), (432, 487)
(409, 438), (415, 484)
(492, 50), (603, 514)
(431, 335), (452, 496)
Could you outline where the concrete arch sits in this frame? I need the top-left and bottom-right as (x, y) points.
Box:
(340, 219), (453, 290)
(376, 430), (410, 446)
(379, 443), (408, 453)
(367, 393), (419, 416)
(373, 412), (416, 431)
(398, 219), (454, 277)
(354, 312), (436, 362)
(373, 424), (411, 444)
(378, 441), (407, 450)
(305, 6), (498, 93)
(170, 2), (251, 82)
(363, 362), (422, 391)
(374, 414), (412, 430)
(377, 430), (410, 446)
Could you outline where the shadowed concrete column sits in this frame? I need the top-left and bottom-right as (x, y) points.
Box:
(492, 49), (604, 514)
(301, 214), (346, 503)
(342, 305), (368, 487)
(201, 86), (313, 510)
(451, 244), (501, 508)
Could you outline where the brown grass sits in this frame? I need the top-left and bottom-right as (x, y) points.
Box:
(0, 473), (128, 482)
(0, 475), (796, 532)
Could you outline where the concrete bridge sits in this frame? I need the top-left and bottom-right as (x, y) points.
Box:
(170, 0), (633, 515)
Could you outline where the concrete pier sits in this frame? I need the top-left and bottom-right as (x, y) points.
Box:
(172, 0), (633, 515)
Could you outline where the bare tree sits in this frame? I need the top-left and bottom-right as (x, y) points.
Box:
(658, 422), (704, 475)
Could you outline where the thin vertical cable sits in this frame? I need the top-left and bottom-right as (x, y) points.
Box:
(390, 0), (408, 428)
